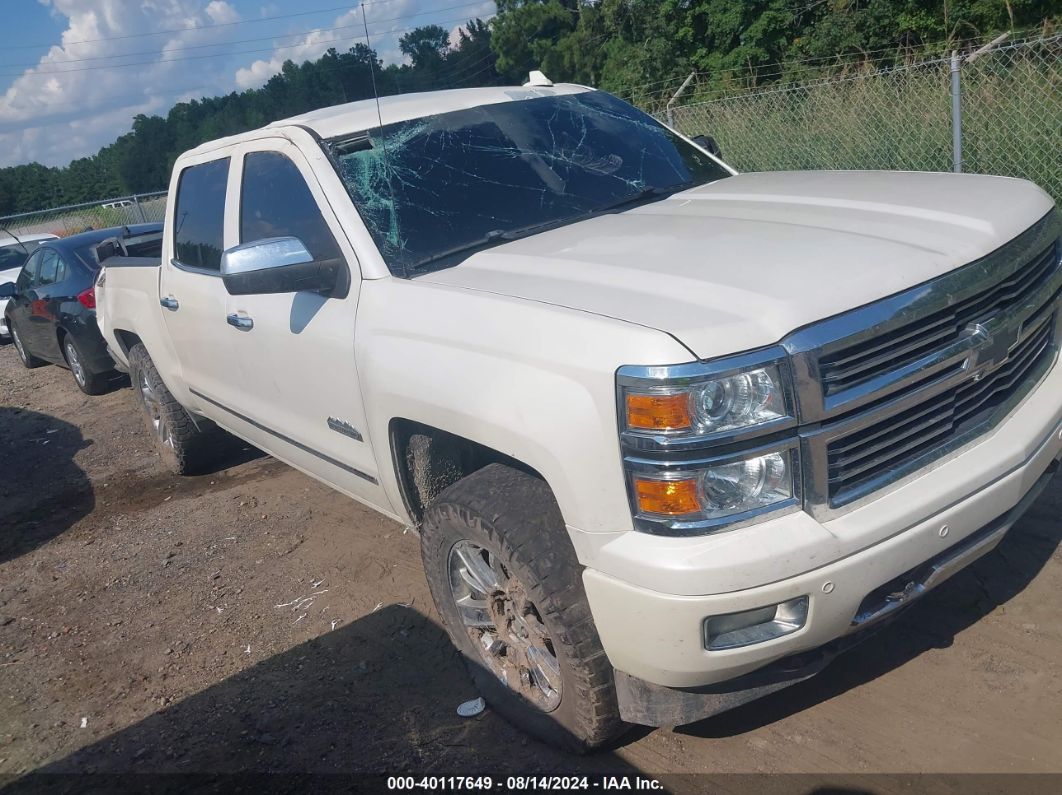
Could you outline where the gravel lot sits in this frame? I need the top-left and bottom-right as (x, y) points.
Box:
(1, 343), (1061, 784)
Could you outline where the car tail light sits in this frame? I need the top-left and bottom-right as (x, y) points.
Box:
(77, 287), (96, 309)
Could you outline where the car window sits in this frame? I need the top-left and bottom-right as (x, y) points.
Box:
(37, 249), (60, 285)
(174, 158), (229, 271)
(16, 250), (43, 290)
(0, 243), (31, 271)
(240, 151), (342, 262)
(55, 256), (69, 284)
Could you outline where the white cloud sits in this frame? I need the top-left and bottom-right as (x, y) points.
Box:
(0, 0), (242, 167)
(0, 0), (499, 168)
(234, 0), (423, 91)
(448, 1), (496, 47)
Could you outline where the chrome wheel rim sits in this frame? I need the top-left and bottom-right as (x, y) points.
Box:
(448, 540), (562, 711)
(138, 369), (172, 449)
(65, 341), (86, 387)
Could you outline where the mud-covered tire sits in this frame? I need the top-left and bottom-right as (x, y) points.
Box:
(421, 463), (625, 753)
(128, 343), (222, 475)
(63, 336), (109, 395)
(10, 321), (44, 368)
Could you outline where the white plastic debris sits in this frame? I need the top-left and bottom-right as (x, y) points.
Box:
(80, 717), (87, 728)
(457, 697), (486, 718)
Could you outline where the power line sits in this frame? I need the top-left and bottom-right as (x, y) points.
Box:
(0, 1), (493, 70)
(3, 0), (423, 52)
(0, 11), (496, 79)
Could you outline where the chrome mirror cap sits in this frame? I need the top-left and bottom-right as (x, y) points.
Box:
(220, 237), (313, 275)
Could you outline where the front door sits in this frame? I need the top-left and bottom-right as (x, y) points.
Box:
(217, 139), (384, 506)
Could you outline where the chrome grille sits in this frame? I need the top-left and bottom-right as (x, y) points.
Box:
(819, 242), (1058, 396)
(825, 315), (1054, 504)
(788, 209), (1062, 520)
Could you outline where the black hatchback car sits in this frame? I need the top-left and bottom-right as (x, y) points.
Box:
(0, 224), (162, 394)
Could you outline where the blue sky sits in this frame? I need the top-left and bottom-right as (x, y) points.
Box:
(0, 0), (496, 168)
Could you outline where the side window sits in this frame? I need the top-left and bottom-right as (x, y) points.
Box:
(240, 151), (342, 262)
(16, 250), (42, 290)
(37, 249), (60, 286)
(174, 158), (229, 271)
(55, 256), (69, 284)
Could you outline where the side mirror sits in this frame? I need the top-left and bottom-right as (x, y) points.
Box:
(692, 134), (722, 159)
(220, 237), (345, 297)
(0, 282), (16, 299)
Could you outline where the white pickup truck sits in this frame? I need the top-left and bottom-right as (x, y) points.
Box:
(96, 82), (1062, 751)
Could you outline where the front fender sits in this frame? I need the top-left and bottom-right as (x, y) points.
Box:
(355, 278), (695, 537)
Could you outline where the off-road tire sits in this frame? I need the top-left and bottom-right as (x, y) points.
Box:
(128, 342), (223, 475)
(421, 463), (625, 753)
(10, 321), (44, 368)
(63, 335), (109, 395)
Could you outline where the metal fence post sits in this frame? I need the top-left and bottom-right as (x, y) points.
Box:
(950, 51), (963, 173)
(666, 72), (696, 128)
(132, 193), (147, 223)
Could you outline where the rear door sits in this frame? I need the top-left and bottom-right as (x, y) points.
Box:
(25, 247), (62, 358)
(8, 250), (42, 347)
(157, 155), (240, 413)
(219, 139), (382, 503)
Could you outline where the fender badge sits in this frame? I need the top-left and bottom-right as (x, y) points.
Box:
(327, 417), (363, 442)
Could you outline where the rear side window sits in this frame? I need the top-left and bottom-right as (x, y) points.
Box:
(240, 151), (342, 262)
(174, 158), (229, 271)
(37, 249), (60, 285)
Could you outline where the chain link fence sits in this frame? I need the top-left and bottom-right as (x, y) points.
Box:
(0, 191), (168, 240)
(663, 32), (1061, 203)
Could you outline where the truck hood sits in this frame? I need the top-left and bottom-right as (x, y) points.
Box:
(418, 170), (1056, 360)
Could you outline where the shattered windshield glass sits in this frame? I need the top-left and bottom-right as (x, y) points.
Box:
(330, 91), (730, 277)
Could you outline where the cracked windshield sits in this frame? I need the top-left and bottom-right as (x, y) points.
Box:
(332, 90), (730, 277)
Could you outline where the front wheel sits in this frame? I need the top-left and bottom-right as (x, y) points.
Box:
(10, 322), (43, 368)
(63, 336), (109, 395)
(421, 464), (625, 753)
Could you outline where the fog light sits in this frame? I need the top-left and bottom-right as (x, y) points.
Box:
(704, 596), (809, 650)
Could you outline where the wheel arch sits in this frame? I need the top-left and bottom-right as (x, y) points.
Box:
(111, 328), (144, 358)
(388, 417), (554, 528)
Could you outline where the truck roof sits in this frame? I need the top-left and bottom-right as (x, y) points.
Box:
(182, 83), (592, 156)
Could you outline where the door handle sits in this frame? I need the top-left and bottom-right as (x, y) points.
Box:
(160, 296), (179, 310)
(226, 313), (254, 330)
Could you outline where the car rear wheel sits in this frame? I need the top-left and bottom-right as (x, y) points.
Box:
(421, 463), (625, 753)
(10, 322), (44, 369)
(128, 342), (223, 475)
(63, 336), (108, 395)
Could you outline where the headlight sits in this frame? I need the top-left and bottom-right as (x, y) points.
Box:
(619, 348), (794, 448)
(629, 446), (800, 533)
(618, 347), (801, 535)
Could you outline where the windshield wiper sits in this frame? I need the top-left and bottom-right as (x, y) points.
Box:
(405, 229), (510, 274)
(404, 181), (696, 275)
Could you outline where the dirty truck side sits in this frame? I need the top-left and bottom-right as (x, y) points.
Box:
(96, 83), (1062, 752)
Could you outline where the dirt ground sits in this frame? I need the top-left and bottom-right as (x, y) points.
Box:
(1, 343), (1061, 787)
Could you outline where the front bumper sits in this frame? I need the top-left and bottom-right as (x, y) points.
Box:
(582, 361), (1062, 694)
(611, 459), (1057, 727)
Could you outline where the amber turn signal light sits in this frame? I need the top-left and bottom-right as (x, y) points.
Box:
(634, 477), (701, 515)
(626, 392), (692, 431)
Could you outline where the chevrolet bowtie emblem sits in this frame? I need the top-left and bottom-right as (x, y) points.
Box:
(965, 316), (1019, 375)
